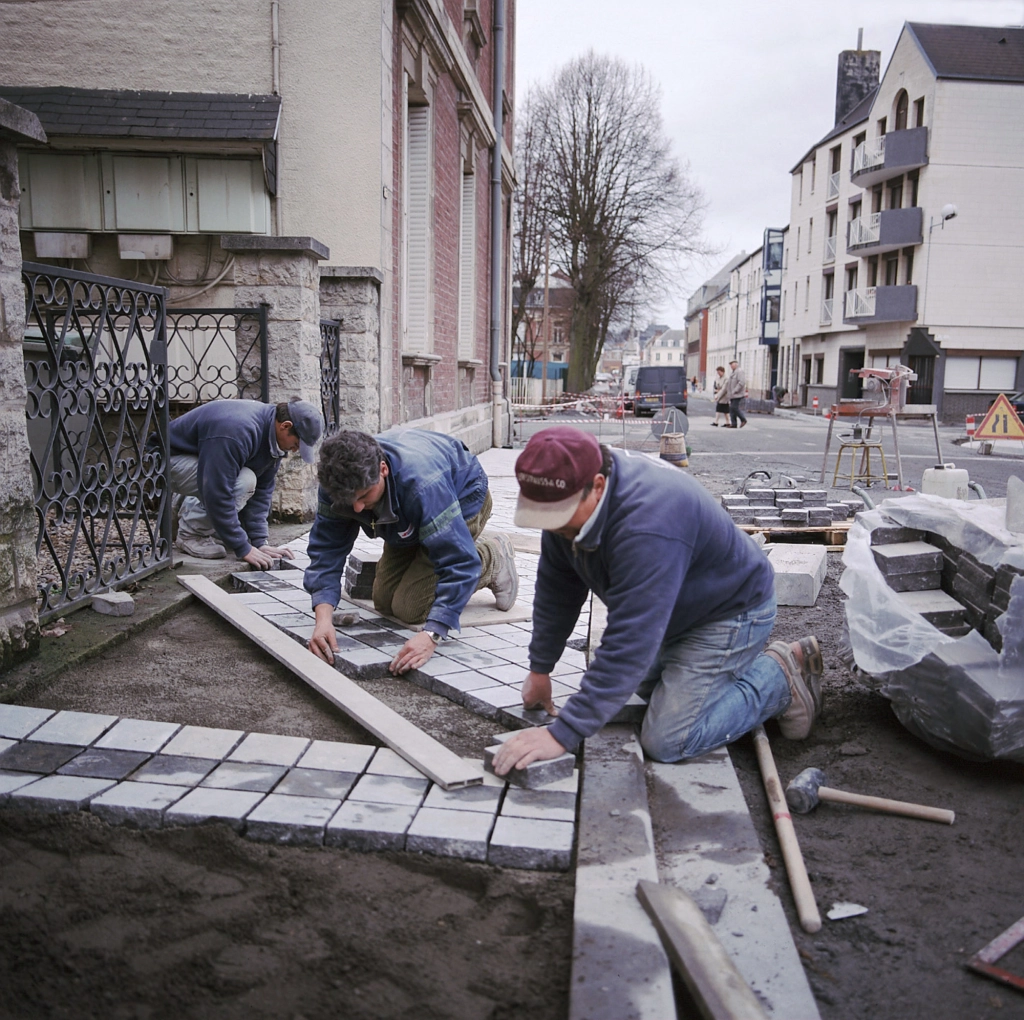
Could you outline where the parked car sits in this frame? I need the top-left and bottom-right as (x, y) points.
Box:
(988, 391), (1024, 416)
(634, 366), (688, 416)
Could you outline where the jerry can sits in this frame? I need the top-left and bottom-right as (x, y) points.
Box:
(921, 463), (969, 500)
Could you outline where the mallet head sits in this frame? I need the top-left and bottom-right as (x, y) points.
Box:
(786, 767), (826, 814)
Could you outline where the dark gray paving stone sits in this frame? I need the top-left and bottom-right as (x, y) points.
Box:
(95, 718), (180, 753)
(244, 794), (340, 845)
(325, 801), (416, 851)
(201, 762), (288, 792)
(274, 768), (359, 799)
(347, 773), (428, 806)
(487, 815), (575, 871)
(780, 509), (809, 526)
(498, 705), (556, 729)
(0, 705), (54, 739)
(483, 746), (575, 789)
(406, 807), (494, 861)
(0, 741), (82, 774)
(753, 515), (783, 527)
(164, 788), (264, 832)
(89, 781), (186, 827)
(58, 748), (151, 780)
(131, 754), (219, 786)
(334, 646), (395, 678)
(502, 787), (577, 823)
(27, 710), (117, 747)
(9, 775), (115, 812)
(888, 571), (942, 593)
(0, 770), (41, 801)
(296, 740), (375, 773)
(873, 541), (943, 576)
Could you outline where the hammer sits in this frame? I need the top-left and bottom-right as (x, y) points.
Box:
(786, 767), (955, 825)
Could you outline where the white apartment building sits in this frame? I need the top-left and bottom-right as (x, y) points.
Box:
(643, 328), (687, 366)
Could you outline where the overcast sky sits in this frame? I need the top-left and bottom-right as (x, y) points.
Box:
(514, 0), (1024, 326)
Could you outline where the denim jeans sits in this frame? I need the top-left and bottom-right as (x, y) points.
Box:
(729, 397), (747, 427)
(169, 454), (256, 539)
(638, 594), (789, 762)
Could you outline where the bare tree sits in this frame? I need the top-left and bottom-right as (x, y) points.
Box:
(528, 53), (708, 393)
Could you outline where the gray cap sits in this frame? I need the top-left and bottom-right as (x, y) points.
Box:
(286, 400), (324, 464)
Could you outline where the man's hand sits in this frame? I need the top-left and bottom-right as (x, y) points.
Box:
(308, 603), (339, 664)
(259, 544), (295, 560)
(242, 547), (276, 569)
(390, 631), (436, 674)
(522, 671), (558, 716)
(491, 728), (567, 776)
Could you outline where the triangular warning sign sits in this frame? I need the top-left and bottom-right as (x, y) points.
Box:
(974, 394), (1024, 441)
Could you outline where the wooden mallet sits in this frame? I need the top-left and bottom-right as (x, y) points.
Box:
(785, 767), (955, 825)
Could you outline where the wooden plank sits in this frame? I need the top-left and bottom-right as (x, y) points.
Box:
(178, 575), (481, 791)
(637, 880), (770, 1020)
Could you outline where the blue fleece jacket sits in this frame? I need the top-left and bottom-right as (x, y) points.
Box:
(168, 400), (282, 557)
(303, 429), (489, 634)
(531, 448), (775, 753)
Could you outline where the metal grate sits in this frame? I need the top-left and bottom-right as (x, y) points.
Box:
(320, 319), (341, 435)
(23, 262), (172, 621)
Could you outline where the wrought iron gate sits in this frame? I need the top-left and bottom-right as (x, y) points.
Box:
(320, 318), (341, 435)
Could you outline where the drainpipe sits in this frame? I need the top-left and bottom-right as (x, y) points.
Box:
(489, 0), (505, 447)
(271, 1), (283, 235)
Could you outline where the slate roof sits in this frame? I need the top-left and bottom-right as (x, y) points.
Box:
(0, 87), (281, 140)
(908, 22), (1024, 83)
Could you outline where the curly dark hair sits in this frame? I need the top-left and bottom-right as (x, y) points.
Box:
(318, 431), (384, 505)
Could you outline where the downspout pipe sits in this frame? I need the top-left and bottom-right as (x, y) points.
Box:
(489, 0), (505, 447)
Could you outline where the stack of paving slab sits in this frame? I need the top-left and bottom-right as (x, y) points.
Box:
(0, 705), (578, 870)
(721, 489), (859, 528)
(344, 550), (379, 600)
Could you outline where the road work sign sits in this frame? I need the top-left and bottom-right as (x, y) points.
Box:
(974, 394), (1024, 441)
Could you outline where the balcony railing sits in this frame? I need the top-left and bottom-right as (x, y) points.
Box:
(826, 171), (840, 201)
(824, 234), (837, 264)
(845, 287), (876, 318)
(820, 297), (833, 324)
(852, 137), (885, 175)
(848, 213), (881, 247)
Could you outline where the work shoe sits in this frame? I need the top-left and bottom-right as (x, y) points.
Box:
(488, 533), (520, 611)
(767, 636), (824, 740)
(175, 531), (227, 559)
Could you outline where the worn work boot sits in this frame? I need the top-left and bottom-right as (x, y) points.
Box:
(488, 533), (520, 611)
(175, 529), (227, 560)
(767, 636), (824, 740)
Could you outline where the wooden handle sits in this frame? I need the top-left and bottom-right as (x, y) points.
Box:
(818, 786), (955, 825)
(752, 726), (821, 934)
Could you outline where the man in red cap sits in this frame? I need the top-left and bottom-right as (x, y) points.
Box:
(491, 426), (822, 777)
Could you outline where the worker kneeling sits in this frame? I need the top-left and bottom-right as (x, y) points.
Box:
(491, 427), (823, 778)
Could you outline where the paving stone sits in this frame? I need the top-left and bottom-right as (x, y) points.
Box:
(541, 768), (580, 795)
(438, 646), (509, 670)
(780, 509), (809, 526)
(746, 488), (775, 502)
(461, 757), (506, 788)
(58, 748), (151, 780)
(405, 806), (494, 861)
(417, 654), (480, 678)
(9, 775), (115, 812)
(488, 815), (575, 871)
(807, 508), (833, 526)
(131, 754), (219, 786)
(0, 741), (82, 774)
(895, 589), (968, 629)
(161, 725), (244, 760)
(610, 693), (649, 724)
(753, 515), (783, 527)
(348, 773), (429, 806)
(89, 781), (186, 828)
(95, 718), (181, 753)
(550, 676), (582, 694)
(164, 787), (264, 831)
(244, 793), (340, 845)
(423, 783), (502, 813)
(498, 704), (556, 729)
(431, 670), (499, 701)
(232, 592), (281, 606)
(767, 544), (828, 607)
(0, 705), (54, 739)
(228, 732), (310, 767)
(502, 787), (577, 823)
(888, 571), (942, 593)
(0, 738), (13, 755)
(325, 801), (416, 851)
(366, 747), (429, 779)
(295, 740), (375, 773)
(284, 623), (316, 642)
(478, 662), (528, 684)
(333, 647), (395, 678)
(462, 685), (524, 719)
(274, 768), (359, 799)
(0, 770), (41, 801)
(201, 761), (288, 792)
(91, 590), (135, 616)
(483, 745), (576, 789)
(720, 495), (750, 507)
(872, 541), (943, 576)
(27, 710), (117, 747)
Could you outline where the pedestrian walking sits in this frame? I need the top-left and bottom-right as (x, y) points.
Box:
(711, 365), (729, 426)
(724, 359), (748, 428)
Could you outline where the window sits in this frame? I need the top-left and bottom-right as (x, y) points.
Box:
(830, 145), (842, 174)
(823, 273), (834, 299)
(946, 356), (1018, 390)
(798, 169), (803, 203)
(888, 177), (903, 210)
(807, 218), (813, 253)
(782, 290), (787, 319)
(805, 276), (810, 311)
(810, 158), (816, 193)
(894, 90), (909, 131)
(846, 265), (858, 292)
(909, 171), (919, 207)
(827, 209), (838, 239)
(871, 186), (883, 214)
(796, 226), (801, 259)
(793, 280), (798, 313)
(913, 97), (925, 128)
(815, 356), (824, 385)
(457, 162), (476, 360)
(904, 247), (915, 285)
(867, 255), (878, 287)
(877, 116), (887, 137)
(403, 93), (431, 354)
(884, 252), (899, 286)
(655, 352), (661, 362)
(849, 199), (862, 221)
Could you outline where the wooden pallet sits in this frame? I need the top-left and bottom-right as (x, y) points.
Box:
(739, 521), (852, 547)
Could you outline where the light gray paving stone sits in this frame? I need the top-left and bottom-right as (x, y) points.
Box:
(431, 671), (500, 701)
(423, 783), (502, 813)
(459, 635), (517, 652)
(254, 602), (307, 617)
(132, 754), (219, 786)
(488, 816), (575, 871)
(228, 732), (310, 766)
(551, 660), (586, 678)
(91, 590), (135, 616)
(27, 710), (117, 747)
(161, 725), (244, 760)
(274, 768), (359, 799)
(347, 773), (429, 806)
(0, 741), (83, 774)
(478, 662), (528, 684)
(0, 705), (54, 739)
(406, 806), (494, 861)
(549, 678), (580, 697)
(95, 718), (181, 753)
(366, 747), (429, 779)
(201, 762), (288, 792)
(0, 738), (13, 755)
(767, 544), (828, 607)
(325, 801), (417, 851)
(542, 769), (580, 795)
(163, 787), (264, 832)
(9, 775), (115, 812)
(89, 781), (186, 827)
(244, 794), (339, 845)
(462, 686), (524, 719)
(438, 646), (509, 670)
(481, 623), (528, 637)
(0, 770), (40, 801)
(295, 739), (375, 774)
(58, 748), (151, 780)
(232, 592), (281, 606)
(484, 745), (575, 789)
(461, 757), (506, 788)
(502, 787), (577, 823)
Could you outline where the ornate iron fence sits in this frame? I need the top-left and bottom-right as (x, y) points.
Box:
(23, 262), (172, 621)
(320, 318), (341, 435)
(166, 305), (268, 416)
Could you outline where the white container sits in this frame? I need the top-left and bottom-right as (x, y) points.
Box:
(921, 463), (970, 500)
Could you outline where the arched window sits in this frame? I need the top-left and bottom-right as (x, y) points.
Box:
(894, 90), (909, 131)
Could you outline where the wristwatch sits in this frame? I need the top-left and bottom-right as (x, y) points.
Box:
(424, 628), (443, 645)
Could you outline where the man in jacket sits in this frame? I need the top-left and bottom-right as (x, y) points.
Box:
(305, 429), (519, 675)
(724, 359), (748, 428)
(490, 426), (822, 778)
(169, 398), (323, 568)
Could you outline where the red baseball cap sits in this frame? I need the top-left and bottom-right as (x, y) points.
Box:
(514, 427), (603, 529)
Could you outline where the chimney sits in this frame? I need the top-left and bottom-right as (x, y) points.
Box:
(835, 30), (880, 125)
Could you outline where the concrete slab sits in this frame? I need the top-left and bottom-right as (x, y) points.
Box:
(405, 806), (494, 861)
(131, 754), (219, 787)
(767, 544), (828, 607)
(163, 787), (264, 832)
(347, 773), (429, 807)
(27, 710), (117, 747)
(502, 787), (577, 823)
(422, 783), (502, 813)
(484, 745), (576, 789)
(296, 739), (375, 774)
(227, 732), (310, 767)
(200, 762), (288, 793)
(95, 718), (181, 753)
(160, 725), (244, 760)
(9, 774), (115, 812)
(0, 769), (41, 801)
(58, 748), (151, 780)
(89, 781), (186, 827)
(325, 801), (417, 851)
(488, 815), (575, 871)
(244, 794), (340, 845)
(0, 705), (54, 739)
(274, 768), (359, 800)
(91, 590), (135, 616)
(365, 747), (429, 779)
(0, 741), (82, 774)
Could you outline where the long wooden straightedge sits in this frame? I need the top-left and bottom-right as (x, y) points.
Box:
(178, 575), (482, 791)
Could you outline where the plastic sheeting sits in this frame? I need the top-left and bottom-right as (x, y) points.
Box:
(841, 494), (1024, 763)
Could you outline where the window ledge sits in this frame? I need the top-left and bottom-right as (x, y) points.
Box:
(402, 352), (443, 368)
(458, 358), (484, 368)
